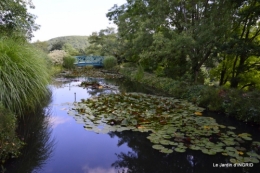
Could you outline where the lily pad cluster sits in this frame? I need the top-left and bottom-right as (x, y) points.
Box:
(68, 92), (260, 163)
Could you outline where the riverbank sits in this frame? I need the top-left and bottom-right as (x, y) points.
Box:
(50, 65), (260, 124)
(119, 67), (260, 125)
(52, 66), (123, 79)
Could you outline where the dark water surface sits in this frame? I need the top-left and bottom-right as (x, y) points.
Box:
(6, 77), (260, 173)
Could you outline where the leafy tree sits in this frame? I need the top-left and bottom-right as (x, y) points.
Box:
(32, 40), (49, 53)
(48, 40), (65, 52)
(107, 0), (235, 83)
(62, 43), (79, 56)
(85, 28), (126, 63)
(219, 0), (260, 88)
(0, 0), (39, 40)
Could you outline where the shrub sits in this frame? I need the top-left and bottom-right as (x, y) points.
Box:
(223, 90), (260, 123)
(63, 55), (75, 69)
(0, 37), (50, 114)
(48, 50), (67, 65)
(0, 103), (23, 163)
(103, 56), (117, 69)
(133, 65), (144, 81)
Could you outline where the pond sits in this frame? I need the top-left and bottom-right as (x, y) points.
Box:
(5, 77), (260, 173)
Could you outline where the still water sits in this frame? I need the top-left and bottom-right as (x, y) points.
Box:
(6, 77), (260, 173)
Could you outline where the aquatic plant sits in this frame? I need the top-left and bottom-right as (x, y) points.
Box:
(0, 37), (50, 114)
(68, 93), (260, 163)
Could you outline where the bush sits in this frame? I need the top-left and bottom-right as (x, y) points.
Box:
(0, 37), (50, 114)
(63, 55), (75, 69)
(48, 50), (67, 65)
(103, 56), (117, 69)
(0, 103), (23, 163)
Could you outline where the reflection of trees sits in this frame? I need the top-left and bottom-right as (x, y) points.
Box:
(109, 131), (258, 173)
(4, 92), (55, 173)
(105, 79), (167, 95)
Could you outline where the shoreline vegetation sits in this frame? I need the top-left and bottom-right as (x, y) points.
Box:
(1, 0), (260, 170)
(119, 66), (260, 125)
(58, 65), (260, 125)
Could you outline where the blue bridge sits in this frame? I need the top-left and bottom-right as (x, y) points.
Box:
(74, 56), (104, 67)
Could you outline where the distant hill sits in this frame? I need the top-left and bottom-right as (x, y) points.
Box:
(48, 36), (90, 51)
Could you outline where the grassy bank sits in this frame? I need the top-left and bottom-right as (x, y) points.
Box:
(0, 37), (51, 167)
(120, 67), (260, 124)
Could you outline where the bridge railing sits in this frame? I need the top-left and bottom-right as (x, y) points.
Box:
(73, 56), (104, 67)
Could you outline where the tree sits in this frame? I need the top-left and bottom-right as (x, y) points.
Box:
(0, 0), (39, 40)
(107, 0), (235, 83)
(32, 40), (49, 53)
(85, 28), (126, 63)
(62, 43), (79, 56)
(220, 0), (260, 88)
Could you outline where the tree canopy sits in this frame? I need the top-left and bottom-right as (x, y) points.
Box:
(107, 0), (260, 88)
(0, 0), (39, 39)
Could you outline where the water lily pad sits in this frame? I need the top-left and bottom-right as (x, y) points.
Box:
(227, 126), (236, 130)
(160, 148), (173, 154)
(243, 157), (259, 163)
(241, 136), (252, 141)
(230, 158), (239, 164)
(152, 144), (165, 150)
(174, 148), (186, 153)
(189, 145), (200, 150)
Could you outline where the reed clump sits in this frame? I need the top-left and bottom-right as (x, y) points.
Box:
(0, 37), (50, 115)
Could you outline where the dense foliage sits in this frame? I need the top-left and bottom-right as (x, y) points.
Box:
(0, 104), (23, 164)
(0, 0), (39, 40)
(63, 55), (76, 69)
(120, 67), (260, 123)
(107, 0), (260, 88)
(103, 56), (117, 69)
(0, 37), (50, 114)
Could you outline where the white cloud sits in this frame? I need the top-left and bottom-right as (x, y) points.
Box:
(82, 164), (128, 173)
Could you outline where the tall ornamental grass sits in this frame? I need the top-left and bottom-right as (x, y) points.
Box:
(0, 37), (50, 115)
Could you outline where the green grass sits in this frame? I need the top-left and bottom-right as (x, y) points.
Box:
(0, 37), (50, 115)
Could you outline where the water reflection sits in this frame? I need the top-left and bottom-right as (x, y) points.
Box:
(110, 131), (259, 173)
(5, 93), (55, 173)
(6, 77), (260, 173)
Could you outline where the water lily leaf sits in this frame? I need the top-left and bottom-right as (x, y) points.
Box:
(243, 157), (259, 163)
(194, 112), (202, 116)
(189, 145), (200, 150)
(160, 148), (173, 154)
(241, 136), (252, 141)
(174, 148), (186, 153)
(152, 144), (165, 150)
(230, 158), (239, 164)
(227, 126), (236, 130)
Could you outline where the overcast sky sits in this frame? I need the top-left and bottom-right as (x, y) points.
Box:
(28, 0), (126, 42)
